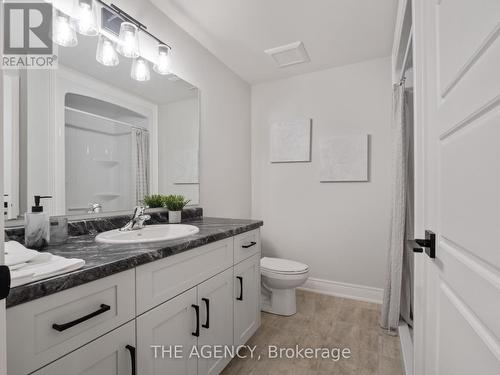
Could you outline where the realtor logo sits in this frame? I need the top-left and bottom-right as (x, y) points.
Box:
(2, 2), (57, 69)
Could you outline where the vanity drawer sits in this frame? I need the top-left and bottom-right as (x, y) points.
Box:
(7, 269), (135, 375)
(31, 321), (135, 375)
(234, 229), (261, 264)
(136, 238), (233, 314)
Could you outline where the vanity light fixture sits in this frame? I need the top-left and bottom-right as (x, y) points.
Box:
(75, 0), (98, 36)
(131, 57), (151, 81)
(96, 35), (119, 66)
(53, 11), (78, 47)
(153, 44), (171, 75)
(54, 0), (174, 81)
(116, 21), (140, 58)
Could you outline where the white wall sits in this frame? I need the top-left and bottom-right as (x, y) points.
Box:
(251, 57), (392, 289)
(158, 97), (200, 204)
(111, 0), (252, 218)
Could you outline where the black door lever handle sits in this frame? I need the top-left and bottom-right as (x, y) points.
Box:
(410, 230), (436, 259)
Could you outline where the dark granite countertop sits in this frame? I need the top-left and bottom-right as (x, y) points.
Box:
(6, 217), (263, 308)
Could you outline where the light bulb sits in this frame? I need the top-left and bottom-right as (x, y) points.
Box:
(96, 35), (119, 66)
(153, 44), (171, 75)
(75, 0), (98, 36)
(53, 13), (78, 47)
(131, 57), (150, 81)
(116, 22), (139, 58)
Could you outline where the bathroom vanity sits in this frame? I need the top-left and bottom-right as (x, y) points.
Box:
(0, 3), (263, 373)
(5, 216), (263, 375)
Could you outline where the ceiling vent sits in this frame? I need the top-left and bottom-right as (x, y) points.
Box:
(264, 41), (310, 68)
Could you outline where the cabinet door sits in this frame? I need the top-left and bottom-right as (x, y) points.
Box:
(137, 288), (198, 375)
(233, 254), (261, 347)
(197, 268), (234, 375)
(32, 321), (135, 375)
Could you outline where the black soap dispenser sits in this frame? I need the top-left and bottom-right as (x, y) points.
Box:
(25, 195), (52, 249)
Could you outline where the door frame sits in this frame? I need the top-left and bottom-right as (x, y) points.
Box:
(391, 0), (427, 374)
(0, 2), (8, 374)
(411, 0), (429, 372)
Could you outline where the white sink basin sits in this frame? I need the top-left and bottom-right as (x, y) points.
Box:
(95, 224), (200, 244)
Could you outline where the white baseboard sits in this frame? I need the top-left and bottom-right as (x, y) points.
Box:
(298, 277), (383, 304)
(398, 322), (414, 375)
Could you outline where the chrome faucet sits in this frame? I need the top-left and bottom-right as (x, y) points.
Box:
(120, 206), (151, 231)
(88, 203), (102, 214)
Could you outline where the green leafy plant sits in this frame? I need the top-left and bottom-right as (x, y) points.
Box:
(163, 195), (190, 211)
(143, 194), (165, 208)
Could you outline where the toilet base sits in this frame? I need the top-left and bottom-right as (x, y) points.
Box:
(261, 285), (297, 316)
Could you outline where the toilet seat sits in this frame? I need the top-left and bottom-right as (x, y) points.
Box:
(260, 257), (309, 275)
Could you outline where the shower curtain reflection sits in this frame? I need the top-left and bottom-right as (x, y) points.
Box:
(134, 128), (150, 206)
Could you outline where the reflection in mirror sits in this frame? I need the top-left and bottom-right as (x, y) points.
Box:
(65, 94), (149, 214)
(3, 33), (200, 224)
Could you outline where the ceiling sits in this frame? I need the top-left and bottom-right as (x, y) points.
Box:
(151, 0), (398, 84)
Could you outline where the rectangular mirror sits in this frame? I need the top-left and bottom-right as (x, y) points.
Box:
(3, 33), (200, 224)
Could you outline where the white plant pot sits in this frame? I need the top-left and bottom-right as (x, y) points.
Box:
(169, 210), (182, 223)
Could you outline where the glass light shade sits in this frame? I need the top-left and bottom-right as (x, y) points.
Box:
(131, 57), (150, 81)
(53, 13), (78, 47)
(116, 22), (139, 58)
(75, 0), (98, 36)
(153, 44), (171, 75)
(96, 35), (119, 66)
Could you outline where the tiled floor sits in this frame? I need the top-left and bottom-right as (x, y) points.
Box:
(222, 290), (403, 375)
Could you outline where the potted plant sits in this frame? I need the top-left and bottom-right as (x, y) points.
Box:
(163, 195), (190, 223)
(143, 194), (165, 209)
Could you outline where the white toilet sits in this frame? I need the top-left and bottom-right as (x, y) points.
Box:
(260, 257), (309, 316)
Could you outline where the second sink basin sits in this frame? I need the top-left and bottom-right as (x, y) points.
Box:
(95, 224), (200, 244)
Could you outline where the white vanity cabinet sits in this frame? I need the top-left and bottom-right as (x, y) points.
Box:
(197, 267), (234, 375)
(6, 228), (262, 375)
(7, 269), (136, 375)
(136, 267), (234, 375)
(137, 287), (199, 375)
(234, 253), (261, 347)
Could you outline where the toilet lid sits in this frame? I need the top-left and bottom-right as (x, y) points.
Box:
(260, 257), (309, 274)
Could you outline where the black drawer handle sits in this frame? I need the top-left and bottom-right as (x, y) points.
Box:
(126, 345), (136, 375)
(192, 304), (200, 337)
(52, 304), (111, 332)
(202, 298), (210, 329)
(242, 241), (257, 249)
(236, 276), (243, 301)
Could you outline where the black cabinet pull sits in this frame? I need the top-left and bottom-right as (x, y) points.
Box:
(192, 304), (200, 337)
(202, 298), (210, 329)
(52, 304), (111, 332)
(242, 241), (257, 249)
(126, 345), (136, 375)
(0, 265), (10, 301)
(236, 276), (243, 301)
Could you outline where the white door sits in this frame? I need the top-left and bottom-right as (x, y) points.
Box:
(234, 254), (260, 347)
(197, 268), (234, 375)
(413, 0), (500, 374)
(32, 321), (135, 375)
(137, 287), (198, 375)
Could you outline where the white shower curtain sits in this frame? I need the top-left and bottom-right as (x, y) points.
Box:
(134, 129), (150, 205)
(380, 83), (412, 334)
